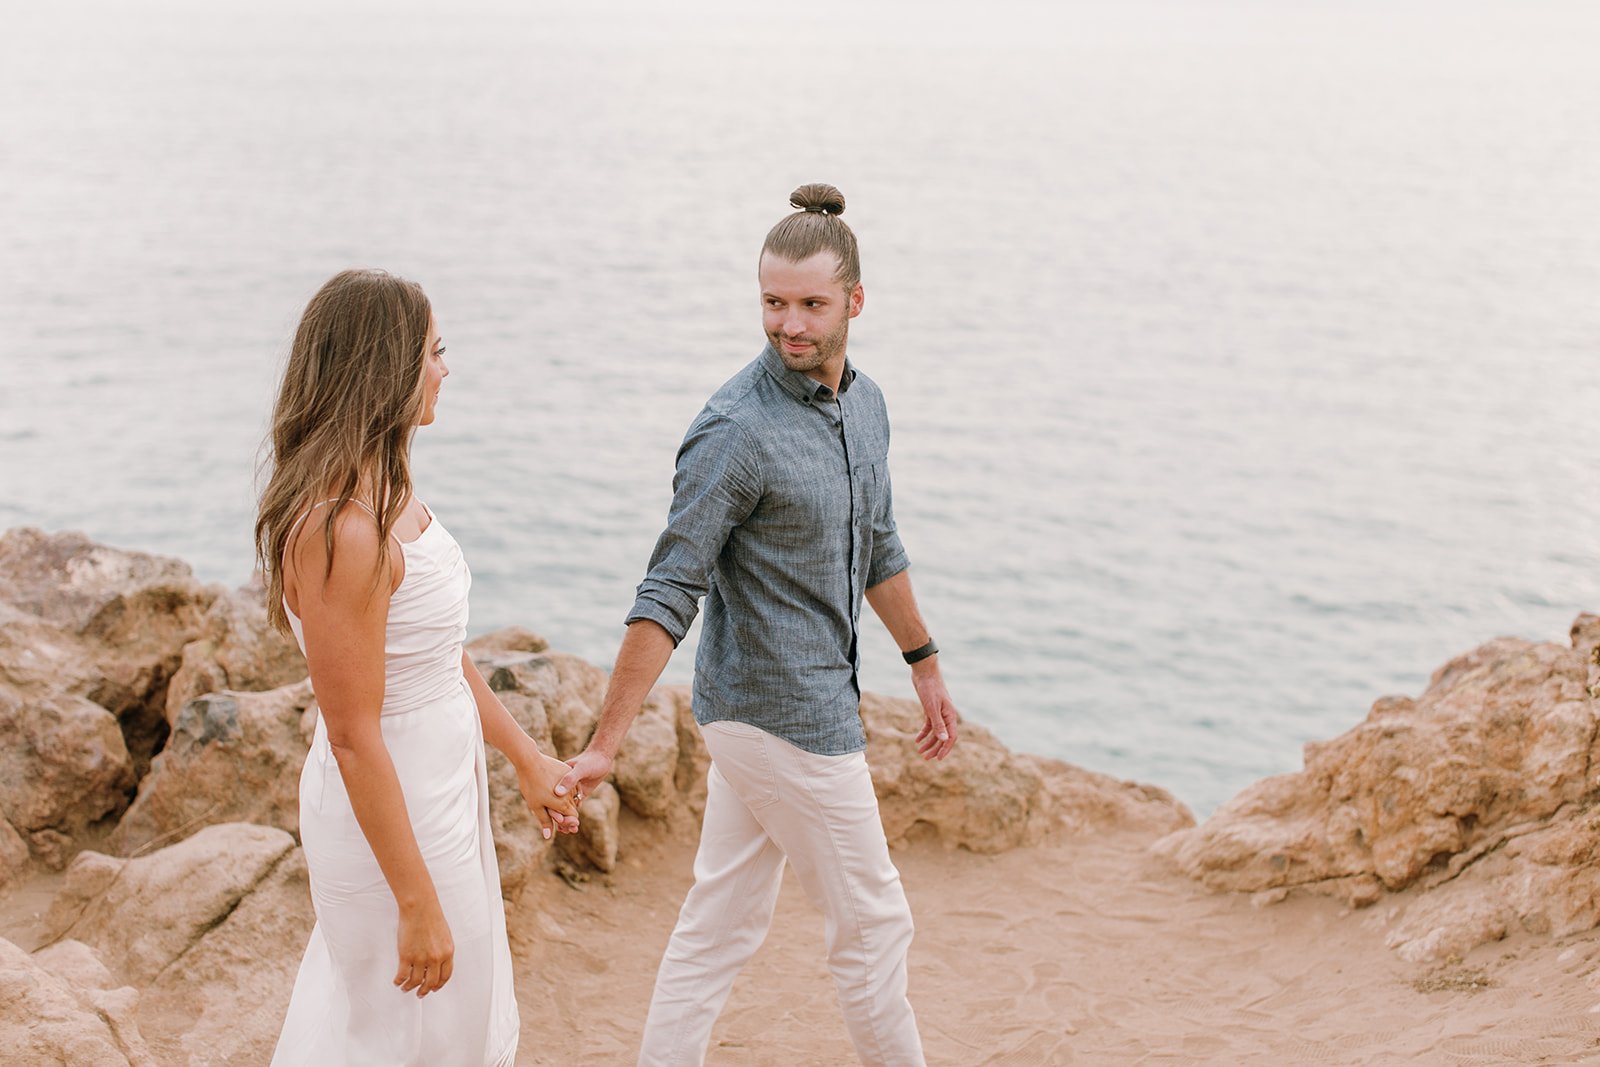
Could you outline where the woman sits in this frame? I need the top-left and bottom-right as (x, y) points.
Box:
(256, 269), (578, 1065)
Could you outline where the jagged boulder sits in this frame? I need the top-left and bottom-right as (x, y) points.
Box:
(1155, 619), (1600, 959)
(466, 625), (550, 658)
(611, 687), (684, 819)
(0, 689), (135, 863)
(556, 782), (622, 873)
(863, 693), (1191, 853)
(136, 848), (313, 1064)
(0, 531), (221, 873)
(0, 816), (30, 890)
(477, 649), (607, 758)
(1155, 633), (1593, 899)
(164, 580), (307, 725)
(0, 530), (216, 775)
(0, 936), (152, 1066)
(42, 823), (296, 985)
(110, 682), (314, 855)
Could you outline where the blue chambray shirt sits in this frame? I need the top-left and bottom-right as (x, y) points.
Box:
(626, 344), (911, 755)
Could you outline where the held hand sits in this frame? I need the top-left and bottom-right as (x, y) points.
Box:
(516, 750), (583, 837)
(911, 659), (959, 761)
(394, 897), (454, 998)
(556, 748), (614, 805)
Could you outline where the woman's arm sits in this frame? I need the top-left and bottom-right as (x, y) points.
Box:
(460, 652), (581, 836)
(291, 506), (453, 998)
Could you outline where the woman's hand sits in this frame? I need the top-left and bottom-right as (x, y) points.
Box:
(516, 749), (583, 838)
(394, 896), (454, 998)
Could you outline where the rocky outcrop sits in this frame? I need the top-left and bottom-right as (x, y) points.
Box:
(43, 823), (297, 985)
(110, 683), (315, 855)
(0, 689), (135, 865)
(0, 529), (1223, 1056)
(0, 530), (222, 873)
(0, 936), (153, 1066)
(163, 579), (306, 726)
(1155, 617), (1600, 960)
(32, 825), (313, 1065)
(0, 529), (217, 774)
(864, 692), (1192, 852)
(133, 847), (313, 1065)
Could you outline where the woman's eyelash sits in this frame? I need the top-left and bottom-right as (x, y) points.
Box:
(435, 346), (447, 356)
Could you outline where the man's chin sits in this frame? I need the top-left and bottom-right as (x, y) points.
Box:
(774, 348), (822, 372)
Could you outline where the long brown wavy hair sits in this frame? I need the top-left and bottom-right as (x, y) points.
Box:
(254, 269), (433, 633)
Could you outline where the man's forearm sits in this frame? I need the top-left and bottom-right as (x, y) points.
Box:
(864, 569), (932, 653)
(590, 618), (677, 758)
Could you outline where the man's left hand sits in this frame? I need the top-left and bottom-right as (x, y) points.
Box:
(910, 660), (959, 760)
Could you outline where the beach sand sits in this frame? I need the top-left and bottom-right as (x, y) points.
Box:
(504, 814), (1600, 1066)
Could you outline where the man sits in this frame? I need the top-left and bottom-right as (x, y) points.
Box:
(557, 182), (959, 1067)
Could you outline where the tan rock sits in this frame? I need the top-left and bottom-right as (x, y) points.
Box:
(472, 648), (609, 892)
(862, 693), (1191, 853)
(0, 528), (197, 631)
(557, 782), (621, 873)
(1156, 618), (1600, 961)
(612, 688), (682, 819)
(1570, 612), (1600, 662)
(1155, 635), (1593, 896)
(164, 580), (307, 726)
(139, 848), (314, 1065)
(477, 650), (607, 758)
(466, 625), (550, 656)
(482, 720), (556, 900)
(43, 823), (296, 985)
(665, 687), (711, 820)
(29, 828), (77, 872)
(33, 939), (118, 991)
(0, 689), (135, 844)
(111, 682), (313, 854)
(0, 936), (146, 1066)
(1, 815), (32, 890)
(1029, 757), (1195, 838)
(43, 850), (125, 937)
(0, 530), (219, 821)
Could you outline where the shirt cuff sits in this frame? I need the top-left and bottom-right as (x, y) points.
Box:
(625, 583), (700, 646)
(866, 543), (911, 589)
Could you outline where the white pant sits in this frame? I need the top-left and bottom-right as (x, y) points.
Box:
(638, 720), (926, 1067)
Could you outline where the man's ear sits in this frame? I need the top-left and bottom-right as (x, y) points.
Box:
(848, 283), (865, 319)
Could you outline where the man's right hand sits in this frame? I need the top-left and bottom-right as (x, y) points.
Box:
(556, 748), (614, 804)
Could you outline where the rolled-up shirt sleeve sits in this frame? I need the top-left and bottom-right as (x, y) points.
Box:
(627, 414), (763, 644)
(866, 464), (911, 589)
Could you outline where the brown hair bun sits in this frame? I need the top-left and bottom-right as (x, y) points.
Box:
(789, 183), (846, 217)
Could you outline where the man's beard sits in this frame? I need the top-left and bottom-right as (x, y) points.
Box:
(769, 314), (849, 374)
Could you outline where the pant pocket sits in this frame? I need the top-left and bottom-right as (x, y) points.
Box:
(702, 721), (782, 809)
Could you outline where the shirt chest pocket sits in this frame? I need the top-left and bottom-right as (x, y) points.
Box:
(851, 460), (883, 524)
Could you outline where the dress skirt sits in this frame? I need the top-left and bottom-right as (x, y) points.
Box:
(271, 678), (518, 1066)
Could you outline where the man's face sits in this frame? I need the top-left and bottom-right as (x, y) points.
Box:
(759, 251), (864, 378)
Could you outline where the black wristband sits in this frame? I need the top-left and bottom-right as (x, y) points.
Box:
(902, 639), (939, 665)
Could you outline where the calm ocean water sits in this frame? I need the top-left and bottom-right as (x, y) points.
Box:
(4, 0), (1598, 816)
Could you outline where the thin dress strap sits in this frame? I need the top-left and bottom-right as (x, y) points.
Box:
(282, 498), (402, 618)
(285, 497), (377, 543)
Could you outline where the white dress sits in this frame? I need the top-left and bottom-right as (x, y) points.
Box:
(272, 504), (518, 1066)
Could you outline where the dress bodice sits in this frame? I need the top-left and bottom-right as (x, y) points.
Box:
(285, 510), (472, 716)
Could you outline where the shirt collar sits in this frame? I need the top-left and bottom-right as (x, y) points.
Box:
(759, 343), (857, 404)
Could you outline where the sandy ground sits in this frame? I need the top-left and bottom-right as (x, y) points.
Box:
(509, 823), (1600, 1066)
(9, 823), (1600, 1065)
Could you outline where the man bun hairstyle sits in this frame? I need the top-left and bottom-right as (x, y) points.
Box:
(762, 182), (861, 289)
